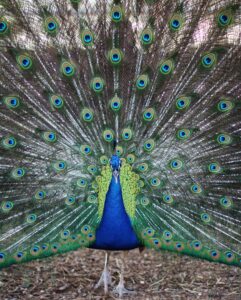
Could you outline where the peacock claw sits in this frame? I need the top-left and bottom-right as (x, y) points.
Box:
(113, 283), (136, 298)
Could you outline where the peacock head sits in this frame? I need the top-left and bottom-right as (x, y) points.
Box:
(110, 155), (121, 171)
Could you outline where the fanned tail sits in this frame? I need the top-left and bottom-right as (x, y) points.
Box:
(0, 0), (241, 269)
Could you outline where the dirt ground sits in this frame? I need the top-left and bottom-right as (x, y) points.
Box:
(0, 248), (240, 300)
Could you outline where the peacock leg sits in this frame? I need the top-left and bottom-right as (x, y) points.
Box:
(95, 251), (112, 294)
(113, 251), (135, 297)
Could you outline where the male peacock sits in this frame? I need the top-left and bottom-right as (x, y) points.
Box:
(0, 0), (241, 296)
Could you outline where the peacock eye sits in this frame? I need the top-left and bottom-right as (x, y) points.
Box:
(217, 100), (234, 113)
(208, 162), (222, 174)
(191, 184), (202, 194)
(43, 131), (57, 143)
(4, 96), (21, 109)
(0, 20), (8, 34)
(217, 10), (232, 27)
(99, 155), (108, 165)
(201, 53), (216, 69)
(87, 194), (97, 203)
(81, 29), (94, 46)
(126, 154), (135, 164)
(11, 167), (26, 180)
(14, 251), (24, 261)
(111, 6), (123, 22)
(225, 251), (234, 262)
(220, 196), (232, 208)
(163, 230), (172, 240)
(191, 240), (202, 251)
(141, 28), (154, 46)
(122, 128), (133, 141)
(136, 75), (149, 90)
(61, 61), (76, 77)
(176, 129), (191, 140)
(50, 95), (64, 109)
(1, 201), (14, 213)
(51, 243), (59, 253)
(2, 136), (17, 149)
(81, 225), (91, 234)
(115, 147), (123, 157)
(169, 158), (183, 171)
(216, 133), (232, 145)
(176, 96), (191, 110)
(169, 14), (184, 31)
(175, 242), (184, 251)
(159, 59), (174, 75)
(65, 196), (76, 206)
(87, 165), (98, 175)
(44, 16), (59, 35)
(27, 214), (37, 223)
(80, 108), (94, 122)
(150, 178), (161, 188)
(108, 48), (123, 66)
(53, 161), (67, 173)
(143, 108), (155, 122)
(109, 96), (122, 112)
(61, 230), (70, 239)
(143, 139), (155, 152)
(162, 194), (174, 204)
(91, 77), (105, 93)
(41, 244), (48, 250)
(137, 163), (148, 172)
(141, 197), (150, 206)
(0, 17), (10, 36)
(34, 190), (46, 200)
(30, 245), (41, 256)
(103, 129), (114, 142)
(17, 54), (33, 70)
(0, 253), (5, 262)
(77, 178), (87, 188)
(80, 144), (92, 155)
(201, 213), (211, 223)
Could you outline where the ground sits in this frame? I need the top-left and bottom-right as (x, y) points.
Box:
(0, 248), (240, 300)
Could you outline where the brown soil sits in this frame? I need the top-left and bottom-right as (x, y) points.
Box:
(0, 248), (240, 300)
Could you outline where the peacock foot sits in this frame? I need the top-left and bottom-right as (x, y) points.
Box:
(112, 282), (136, 298)
(95, 266), (112, 294)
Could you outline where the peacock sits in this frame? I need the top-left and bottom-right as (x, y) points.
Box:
(0, 0), (241, 297)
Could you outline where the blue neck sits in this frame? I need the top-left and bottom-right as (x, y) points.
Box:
(92, 175), (140, 250)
